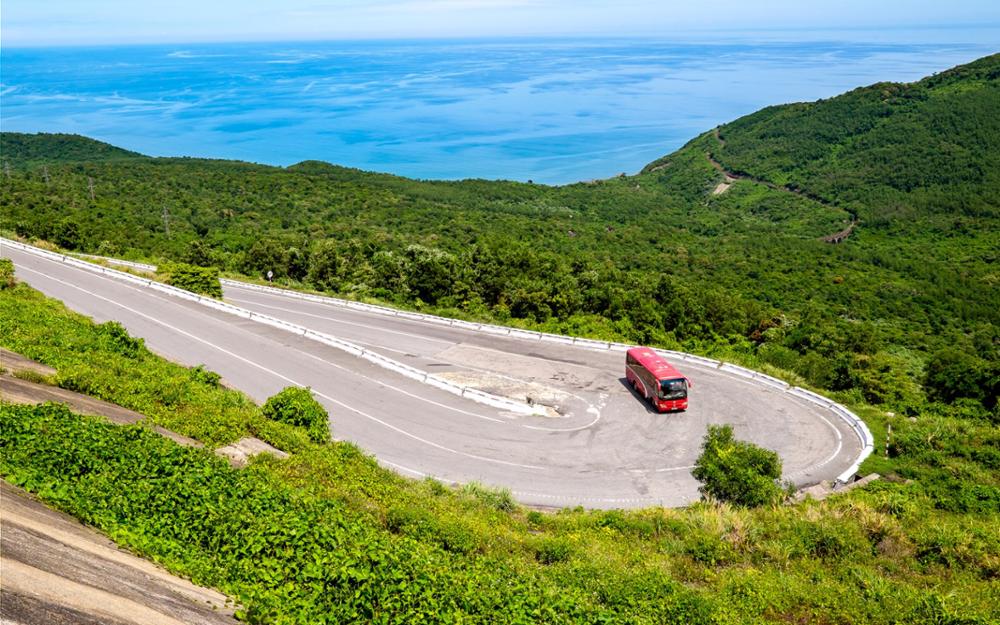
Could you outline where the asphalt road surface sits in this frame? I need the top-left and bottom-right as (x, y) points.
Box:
(3, 245), (863, 509)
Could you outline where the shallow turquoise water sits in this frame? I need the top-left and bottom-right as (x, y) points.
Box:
(1, 37), (996, 183)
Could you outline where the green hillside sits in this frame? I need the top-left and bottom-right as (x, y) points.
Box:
(0, 132), (142, 167)
(707, 53), (1000, 222)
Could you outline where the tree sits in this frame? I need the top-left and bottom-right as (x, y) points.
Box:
(925, 349), (997, 411)
(404, 244), (457, 305)
(307, 240), (342, 290)
(692, 424), (785, 507)
(284, 246), (308, 281)
(243, 238), (285, 278)
(53, 217), (82, 249)
(158, 262), (223, 298)
(184, 239), (214, 267)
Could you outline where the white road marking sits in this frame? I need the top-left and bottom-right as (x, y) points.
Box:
(785, 402), (844, 480)
(15, 263), (545, 471)
(347, 341), (412, 356)
(654, 465), (696, 472)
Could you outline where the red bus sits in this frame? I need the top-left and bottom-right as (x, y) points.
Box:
(625, 347), (690, 412)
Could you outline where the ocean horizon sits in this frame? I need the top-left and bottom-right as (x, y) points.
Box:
(2, 33), (997, 184)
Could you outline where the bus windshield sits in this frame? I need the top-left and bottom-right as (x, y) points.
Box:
(659, 378), (687, 400)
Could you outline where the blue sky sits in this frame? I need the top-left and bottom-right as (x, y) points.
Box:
(4, 1), (1000, 46)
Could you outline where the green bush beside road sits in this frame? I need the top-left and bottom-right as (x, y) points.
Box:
(158, 261), (223, 298)
(262, 386), (331, 444)
(693, 425), (786, 507)
(0, 257), (15, 289)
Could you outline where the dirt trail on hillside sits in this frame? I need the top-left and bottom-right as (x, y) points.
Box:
(706, 128), (858, 243)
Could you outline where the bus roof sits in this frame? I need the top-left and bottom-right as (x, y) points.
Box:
(627, 347), (685, 381)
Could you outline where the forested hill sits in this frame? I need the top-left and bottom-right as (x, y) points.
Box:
(0, 133), (142, 167)
(644, 52), (1000, 221)
(1, 54), (998, 419)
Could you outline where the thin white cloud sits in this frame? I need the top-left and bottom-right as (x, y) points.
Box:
(369, 0), (542, 11)
(3, 0), (1000, 45)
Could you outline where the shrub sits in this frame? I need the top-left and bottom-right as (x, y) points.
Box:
(97, 320), (145, 358)
(534, 536), (573, 564)
(385, 505), (478, 554)
(261, 386), (330, 443)
(684, 530), (734, 565)
(460, 481), (517, 513)
(0, 258), (14, 289)
(189, 364), (221, 387)
(158, 261), (223, 298)
(692, 424), (785, 507)
(386, 504), (433, 533)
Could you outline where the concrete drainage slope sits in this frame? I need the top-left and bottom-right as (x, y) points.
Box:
(4, 239), (874, 484)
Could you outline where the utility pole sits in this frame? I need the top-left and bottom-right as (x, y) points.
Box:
(3, 161), (10, 181)
(42, 165), (50, 186)
(88, 177), (95, 201)
(162, 205), (171, 238)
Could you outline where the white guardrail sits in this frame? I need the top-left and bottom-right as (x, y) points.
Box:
(76, 253), (157, 273)
(6, 240), (874, 483)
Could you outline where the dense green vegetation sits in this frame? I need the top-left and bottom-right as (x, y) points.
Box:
(1, 282), (998, 623)
(3, 56), (998, 420)
(158, 261), (224, 298)
(692, 425), (787, 508)
(0, 257), (14, 289)
(262, 386), (331, 444)
(708, 56), (1000, 223)
(0, 131), (141, 168)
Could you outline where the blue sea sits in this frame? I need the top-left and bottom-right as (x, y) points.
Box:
(1, 34), (997, 184)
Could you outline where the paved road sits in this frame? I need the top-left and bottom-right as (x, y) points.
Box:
(3, 245), (862, 509)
